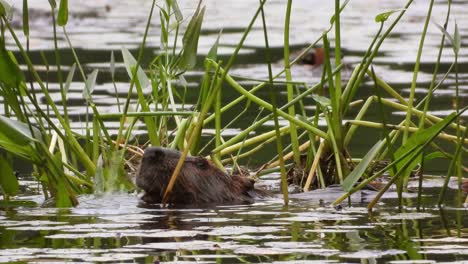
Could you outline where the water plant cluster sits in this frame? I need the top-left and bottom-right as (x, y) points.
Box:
(0, 0), (466, 208)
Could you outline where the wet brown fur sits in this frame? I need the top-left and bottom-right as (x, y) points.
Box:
(136, 147), (266, 205)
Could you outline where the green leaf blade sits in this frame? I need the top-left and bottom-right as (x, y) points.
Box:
(121, 47), (150, 89)
(57, 0), (68, 26)
(180, 5), (205, 70)
(83, 69), (98, 103)
(342, 140), (384, 191)
(0, 154), (19, 196)
(392, 112), (459, 176)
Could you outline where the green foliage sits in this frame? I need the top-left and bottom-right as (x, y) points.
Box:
(207, 30), (222, 61)
(0, 0), (466, 209)
(0, 0), (11, 17)
(83, 70), (98, 103)
(95, 149), (133, 193)
(342, 140), (384, 191)
(375, 9), (404, 23)
(22, 0), (29, 37)
(434, 21), (461, 55)
(392, 112), (459, 178)
(0, 116), (41, 162)
(0, 153), (19, 196)
(180, 3), (205, 70)
(0, 48), (24, 88)
(170, 0), (183, 22)
(122, 47), (150, 89)
(57, 0), (68, 26)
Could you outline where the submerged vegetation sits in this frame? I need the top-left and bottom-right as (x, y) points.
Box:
(0, 0), (466, 209)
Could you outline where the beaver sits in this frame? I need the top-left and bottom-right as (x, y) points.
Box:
(136, 147), (266, 206)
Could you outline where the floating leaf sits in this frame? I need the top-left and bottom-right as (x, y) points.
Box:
(57, 0), (68, 26)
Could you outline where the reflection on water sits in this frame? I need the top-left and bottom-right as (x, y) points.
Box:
(0, 179), (467, 263)
(1, 0), (468, 262)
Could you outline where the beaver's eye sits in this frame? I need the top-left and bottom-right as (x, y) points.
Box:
(196, 159), (208, 170)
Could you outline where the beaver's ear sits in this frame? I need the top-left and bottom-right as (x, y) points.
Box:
(195, 158), (209, 170)
(144, 147), (165, 162)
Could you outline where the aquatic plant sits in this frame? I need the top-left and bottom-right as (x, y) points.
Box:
(0, 0), (466, 209)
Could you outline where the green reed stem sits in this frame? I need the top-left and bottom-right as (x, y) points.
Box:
(214, 80), (222, 160)
(116, 0), (157, 148)
(342, 0), (414, 111)
(2, 16), (96, 176)
(99, 111), (193, 119)
(211, 63), (329, 139)
(163, 0), (268, 204)
(403, 0), (434, 143)
(334, 0), (342, 101)
(211, 65), (342, 155)
(283, 0), (300, 165)
(49, 4), (69, 126)
(261, 0), (288, 205)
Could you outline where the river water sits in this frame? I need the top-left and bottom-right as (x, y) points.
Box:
(1, 0), (468, 263)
